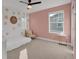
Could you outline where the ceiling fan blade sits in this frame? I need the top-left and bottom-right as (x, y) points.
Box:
(19, 1), (28, 4)
(30, 1), (41, 5)
(28, 0), (31, 3)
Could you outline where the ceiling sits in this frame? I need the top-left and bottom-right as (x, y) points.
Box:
(3, 0), (71, 13)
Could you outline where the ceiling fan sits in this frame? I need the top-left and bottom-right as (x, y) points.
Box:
(19, 0), (42, 9)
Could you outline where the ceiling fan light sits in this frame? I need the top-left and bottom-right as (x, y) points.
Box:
(27, 5), (32, 9)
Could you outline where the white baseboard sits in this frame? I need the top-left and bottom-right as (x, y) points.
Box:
(36, 37), (72, 47)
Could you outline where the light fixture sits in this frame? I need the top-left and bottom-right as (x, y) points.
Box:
(20, 0), (41, 9)
(27, 5), (32, 9)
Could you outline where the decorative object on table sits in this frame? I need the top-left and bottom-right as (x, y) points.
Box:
(10, 16), (17, 24)
(25, 30), (36, 39)
(30, 35), (36, 39)
(25, 30), (32, 37)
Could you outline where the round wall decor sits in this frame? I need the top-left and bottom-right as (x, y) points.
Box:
(10, 16), (17, 24)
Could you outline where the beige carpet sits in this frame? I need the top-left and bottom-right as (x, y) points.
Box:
(7, 39), (73, 59)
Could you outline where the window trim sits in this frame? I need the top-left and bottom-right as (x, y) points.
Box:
(48, 10), (64, 35)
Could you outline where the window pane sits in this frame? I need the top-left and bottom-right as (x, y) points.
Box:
(54, 14), (58, 18)
(57, 27), (63, 32)
(57, 23), (63, 32)
(58, 18), (63, 22)
(50, 23), (58, 32)
(50, 17), (58, 22)
(58, 13), (63, 18)
(58, 13), (64, 22)
(58, 23), (63, 27)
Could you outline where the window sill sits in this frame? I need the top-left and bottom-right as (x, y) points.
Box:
(49, 32), (66, 36)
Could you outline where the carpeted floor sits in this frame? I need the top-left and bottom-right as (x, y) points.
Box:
(7, 39), (73, 59)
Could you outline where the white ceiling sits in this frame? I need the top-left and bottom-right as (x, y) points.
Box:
(31, 0), (71, 13)
(3, 0), (71, 13)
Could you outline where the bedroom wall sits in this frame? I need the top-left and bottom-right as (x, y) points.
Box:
(2, 0), (29, 41)
(2, 0), (28, 58)
(29, 3), (71, 43)
(2, 9), (27, 38)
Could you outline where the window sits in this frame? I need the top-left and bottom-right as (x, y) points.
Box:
(49, 10), (64, 34)
(21, 17), (27, 30)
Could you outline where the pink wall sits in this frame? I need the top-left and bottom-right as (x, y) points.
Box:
(29, 3), (71, 43)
